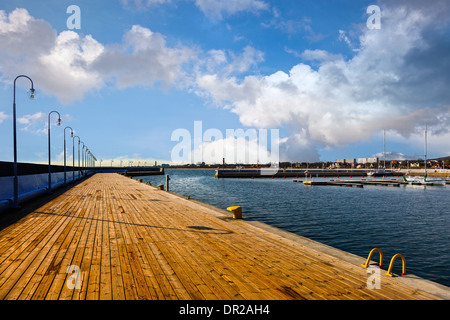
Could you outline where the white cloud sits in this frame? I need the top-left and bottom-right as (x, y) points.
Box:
(299, 49), (343, 62)
(185, 136), (276, 164)
(278, 134), (320, 162)
(223, 46), (264, 76)
(0, 9), (195, 104)
(17, 112), (45, 125)
(37, 31), (105, 104)
(0, 111), (7, 124)
(93, 25), (194, 90)
(0, 8), (265, 107)
(338, 30), (357, 52)
(2, 4), (450, 163)
(196, 2), (450, 161)
(373, 151), (416, 161)
(193, 46), (265, 88)
(204, 49), (228, 73)
(0, 9), (103, 104)
(15, 111), (69, 135)
(262, 8), (325, 41)
(17, 112), (46, 133)
(186, 129), (321, 164)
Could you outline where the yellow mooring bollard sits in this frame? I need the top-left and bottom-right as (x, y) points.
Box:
(157, 184), (164, 190)
(227, 206), (242, 219)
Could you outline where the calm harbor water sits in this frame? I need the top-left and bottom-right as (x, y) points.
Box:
(139, 169), (450, 287)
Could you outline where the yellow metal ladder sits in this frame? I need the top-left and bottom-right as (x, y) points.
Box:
(362, 248), (407, 277)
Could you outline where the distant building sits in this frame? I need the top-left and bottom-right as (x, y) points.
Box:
(356, 157), (378, 164)
(336, 158), (356, 165)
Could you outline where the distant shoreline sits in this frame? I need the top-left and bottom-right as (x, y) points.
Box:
(165, 167), (450, 177)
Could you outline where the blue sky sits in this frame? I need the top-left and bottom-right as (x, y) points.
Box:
(1, 0), (450, 165)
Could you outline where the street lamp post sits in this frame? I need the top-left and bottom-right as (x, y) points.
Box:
(85, 147), (89, 176)
(48, 111), (61, 193)
(64, 126), (73, 185)
(89, 152), (96, 169)
(81, 143), (85, 177)
(74, 137), (81, 180)
(12, 75), (35, 208)
(72, 136), (76, 181)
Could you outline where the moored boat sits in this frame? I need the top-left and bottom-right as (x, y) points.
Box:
(367, 170), (394, 177)
(403, 126), (446, 186)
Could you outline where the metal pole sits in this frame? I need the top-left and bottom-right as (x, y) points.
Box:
(84, 148), (88, 176)
(13, 85), (18, 207)
(383, 129), (386, 170)
(48, 111), (61, 193)
(64, 129), (66, 184)
(73, 137), (80, 180)
(72, 136), (75, 182)
(81, 143), (85, 177)
(425, 125), (427, 176)
(166, 174), (170, 192)
(64, 127), (73, 185)
(77, 139), (81, 180)
(12, 75), (34, 208)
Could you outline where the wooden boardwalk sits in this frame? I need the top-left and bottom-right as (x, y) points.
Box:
(0, 173), (447, 300)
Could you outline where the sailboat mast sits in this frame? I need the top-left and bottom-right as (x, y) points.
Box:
(424, 125), (427, 175)
(383, 129), (386, 169)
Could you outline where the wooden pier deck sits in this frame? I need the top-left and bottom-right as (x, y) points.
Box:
(0, 173), (448, 300)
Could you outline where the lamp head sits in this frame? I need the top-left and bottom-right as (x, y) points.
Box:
(57, 118), (61, 126)
(28, 88), (36, 100)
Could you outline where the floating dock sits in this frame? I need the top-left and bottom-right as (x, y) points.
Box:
(216, 169), (368, 178)
(299, 179), (403, 187)
(0, 173), (448, 300)
(297, 178), (449, 187)
(215, 169), (401, 179)
(122, 167), (165, 177)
